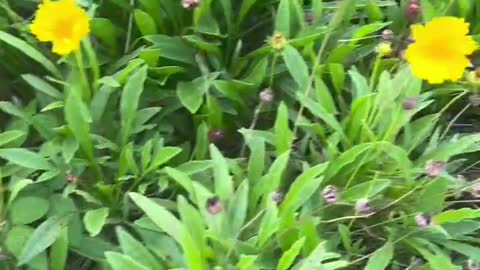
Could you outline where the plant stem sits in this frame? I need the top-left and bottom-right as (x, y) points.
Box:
(83, 39), (100, 93)
(74, 49), (91, 101)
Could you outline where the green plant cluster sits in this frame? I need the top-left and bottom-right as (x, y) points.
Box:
(2, 0), (480, 269)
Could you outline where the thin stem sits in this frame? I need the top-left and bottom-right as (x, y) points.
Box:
(124, 0), (135, 54)
(74, 49), (91, 101)
(369, 55), (381, 89)
(83, 39), (100, 93)
(439, 103), (471, 141)
(292, 31), (332, 136)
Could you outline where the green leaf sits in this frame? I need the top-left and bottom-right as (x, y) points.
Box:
(129, 192), (183, 244)
(280, 163), (328, 215)
(177, 196), (206, 264)
(0, 130), (26, 147)
(282, 45), (309, 92)
(349, 22), (390, 45)
(91, 18), (118, 52)
(65, 88), (94, 161)
(120, 65), (148, 144)
(274, 102), (293, 155)
(146, 147), (182, 174)
(252, 151), (290, 206)
(175, 160), (212, 175)
(275, 0), (290, 36)
(247, 136), (265, 183)
(10, 196), (49, 225)
(83, 208), (109, 237)
(441, 241), (480, 260)
(117, 228), (160, 270)
(0, 148), (54, 171)
(134, 9), (157, 36)
(0, 31), (60, 77)
(277, 237), (306, 270)
(364, 242), (394, 270)
(144, 35), (195, 64)
(229, 181), (249, 237)
(298, 242), (347, 270)
(210, 144), (233, 200)
(434, 208), (480, 224)
(50, 229), (68, 270)
(415, 178), (449, 213)
(105, 252), (151, 270)
(18, 216), (67, 266)
(176, 77), (210, 114)
(257, 199), (279, 247)
(349, 68), (371, 100)
(341, 179), (391, 202)
(22, 74), (63, 99)
(7, 179), (33, 206)
(315, 75), (337, 114)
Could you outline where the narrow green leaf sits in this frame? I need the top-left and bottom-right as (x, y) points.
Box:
(65, 88), (94, 161)
(364, 242), (394, 270)
(229, 181), (249, 236)
(22, 74), (63, 99)
(434, 208), (480, 224)
(146, 147), (182, 174)
(0, 148), (54, 171)
(83, 208), (109, 237)
(120, 65), (148, 144)
(0, 131), (25, 147)
(274, 102), (293, 155)
(210, 144), (233, 200)
(50, 229), (68, 270)
(275, 0), (290, 36)
(280, 163), (327, 215)
(117, 228), (160, 269)
(277, 237), (306, 270)
(282, 45), (309, 91)
(129, 192), (183, 244)
(105, 252), (151, 270)
(0, 31), (60, 77)
(18, 216), (67, 266)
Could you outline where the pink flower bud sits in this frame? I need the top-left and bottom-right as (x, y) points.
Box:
(425, 161), (445, 178)
(415, 213), (432, 228)
(322, 185), (338, 204)
(259, 88), (274, 103)
(206, 196), (223, 215)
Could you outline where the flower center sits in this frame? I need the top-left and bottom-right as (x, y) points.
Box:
(54, 18), (74, 40)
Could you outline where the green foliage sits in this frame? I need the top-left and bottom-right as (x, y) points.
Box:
(1, 0), (480, 270)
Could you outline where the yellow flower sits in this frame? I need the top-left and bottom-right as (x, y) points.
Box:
(405, 16), (477, 84)
(30, 0), (90, 56)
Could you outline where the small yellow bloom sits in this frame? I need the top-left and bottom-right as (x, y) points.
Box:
(376, 42), (393, 57)
(30, 0), (90, 56)
(405, 16), (477, 84)
(271, 33), (287, 50)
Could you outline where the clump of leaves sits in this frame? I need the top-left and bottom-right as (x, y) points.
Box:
(1, 0), (480, 270)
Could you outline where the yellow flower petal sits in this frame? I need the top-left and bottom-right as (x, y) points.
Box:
(30, 0), (90, 56)
(405, 16), (477, 84)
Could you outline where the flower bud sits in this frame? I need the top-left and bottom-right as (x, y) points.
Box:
(403, 97), (419, 110)
(272, 191), (284, 205)
(182, 0), (199, 8)
(322, 185), (338, 204)
(405, 1), (421, 22)
(381, 29), (394, 41)
(271, 33), (287, 50)
(415, 213), (432, 228)
(208, 129), (225, 144)
(376, 42), (393, 57)
(305, 12), (314, 25)
(259, 88), (274, 103)
(206, 196), (223, 215)
(466, 260), (480, 270)
(425, 160), (445, 178)
(65, 170), (78, 184)
(355, 198), (372, 215)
